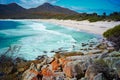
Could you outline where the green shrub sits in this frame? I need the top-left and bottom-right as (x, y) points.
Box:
(103, 25), (120, 38)
(103, 25), (120, 50)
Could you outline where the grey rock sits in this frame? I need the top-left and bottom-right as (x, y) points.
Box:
(88, 50), (103, 54)
(85, 61), (109, 80)
(108, 51), (120, 57)
(114, 60), (120, 78)
(98, 52), (109, 59)
(22, 63), (38, 80)
(46, 57), (54, 64)
(93, 73), (105, 80)
(63, 61), (84, 79)
(80, 77), (88, 80)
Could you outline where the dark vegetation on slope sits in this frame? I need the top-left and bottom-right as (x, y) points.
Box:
(103, 25), (120, 50)
(0, 3), (120, 22)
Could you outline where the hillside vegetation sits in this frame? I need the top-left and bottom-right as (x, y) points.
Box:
(103, 25), (120, 50)
(0, 3), (120, 22)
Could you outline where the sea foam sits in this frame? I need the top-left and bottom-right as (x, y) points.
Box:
(0, 20), (99, 60)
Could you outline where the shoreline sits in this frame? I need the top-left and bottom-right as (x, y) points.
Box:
(1, 19), (120, 35)
(0, 19), (118, 59)
(1, 19), (120, 80)
(38, 19), (120, 35)
(0, 19), (111, 60)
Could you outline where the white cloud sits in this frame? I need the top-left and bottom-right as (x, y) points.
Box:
(19, 0), (58, 8)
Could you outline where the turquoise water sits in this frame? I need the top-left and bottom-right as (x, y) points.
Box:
(0, 20), (100, 60)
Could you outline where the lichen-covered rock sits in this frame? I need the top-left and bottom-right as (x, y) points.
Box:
(52, 72), (65, 80)
(36, 58), (49, 70)
(63, 61), (84, 79)
(93, 73), (105, 80)
(51, 60), (60, 71)
(63, 62), (73, 78)
(46, 57), (54, 64)
(80, 77), (88, 80)
(85, 65), (98, 80)
(41, 67), (53, 77)
(114, 60), (120, 78)
(85, 59), (109, 80)
(81, 62), (90, 73)
(59, 58), (71, 68)
(22, 63), (38, 80)
(108, 51), (120, 57)
(41, 67), (65, 80)
(96, 43), (107, 50)
(88, 50), (103, 54)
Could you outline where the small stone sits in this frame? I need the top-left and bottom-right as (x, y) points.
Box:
(18, 68), (25, 72)
(43, 51), (47, 53)
(50, 50), (55, 53)
(46, 57), (54, 64)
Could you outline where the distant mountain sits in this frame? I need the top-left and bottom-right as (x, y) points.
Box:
(0, 3), (79, 19)
(0, 3), (27, 18)
(29, 3), (78, 15)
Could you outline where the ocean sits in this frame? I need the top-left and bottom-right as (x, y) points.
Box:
(0, 20), (101, 60)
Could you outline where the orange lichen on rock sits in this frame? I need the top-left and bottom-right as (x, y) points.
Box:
(41, 68), (53, 77)
(32, 77), (38, 80)
(63, 64), (73, 78)
(59, 58), (71, 68)
(30, 69), (39, 75)
(51, 60), (60, 71)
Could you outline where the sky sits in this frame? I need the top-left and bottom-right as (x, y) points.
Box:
(0, 0), (120, 15)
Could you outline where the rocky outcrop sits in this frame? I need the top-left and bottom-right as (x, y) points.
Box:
(85, 63), (108, 80)
(22, 63), (39, 80)
(114, 60), (120, 78)
(41, 67), (54, 80)
(93, 73), (105, 80)
(63, 61), (84, 79)
(51, 60), (60, 71)
(0, 42), (120, 80)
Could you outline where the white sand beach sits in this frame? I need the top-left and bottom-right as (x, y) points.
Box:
(38, 19), (120, 35)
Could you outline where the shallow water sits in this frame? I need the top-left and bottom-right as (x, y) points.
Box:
(0, 20), (101, 60)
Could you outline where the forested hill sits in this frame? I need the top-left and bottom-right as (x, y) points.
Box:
(0, 3), (78, 19)
(0, 2), (120, 22)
